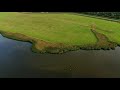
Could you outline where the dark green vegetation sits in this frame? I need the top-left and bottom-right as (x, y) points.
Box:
(81, 12), (120, 19)
(0, 12), (120, 54)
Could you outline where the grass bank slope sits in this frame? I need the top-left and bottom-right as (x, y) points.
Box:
(0, 12), (120, 53)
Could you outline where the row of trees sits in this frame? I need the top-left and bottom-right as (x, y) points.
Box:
(80, 12), (120, 19)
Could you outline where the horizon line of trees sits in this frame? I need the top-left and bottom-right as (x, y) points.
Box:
(79, 12), (120, 19)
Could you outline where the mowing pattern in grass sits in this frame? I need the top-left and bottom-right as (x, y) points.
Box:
(0, 12), (120, 53)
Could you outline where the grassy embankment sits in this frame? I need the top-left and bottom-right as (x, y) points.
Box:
(0, 12), (119, 53)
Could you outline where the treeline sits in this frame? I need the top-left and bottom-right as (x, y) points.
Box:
(80, 12), (120, 19)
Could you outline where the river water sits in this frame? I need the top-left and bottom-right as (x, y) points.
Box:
(0, 34), (120, 78)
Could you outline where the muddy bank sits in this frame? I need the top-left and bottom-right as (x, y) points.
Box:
(0, 30), (119, 54)
(0, 31), (77, 54)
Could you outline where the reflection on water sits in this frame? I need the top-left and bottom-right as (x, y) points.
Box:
(0, 34), (120, 78)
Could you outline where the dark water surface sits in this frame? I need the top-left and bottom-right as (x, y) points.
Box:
(0, 34), (120, 78)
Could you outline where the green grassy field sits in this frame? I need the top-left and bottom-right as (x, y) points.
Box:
(0, 12), (120, 53)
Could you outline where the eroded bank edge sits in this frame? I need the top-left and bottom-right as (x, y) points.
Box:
(0, 30), (119, 54)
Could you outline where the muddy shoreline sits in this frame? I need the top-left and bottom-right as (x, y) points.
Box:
(0, 30), (119, 54)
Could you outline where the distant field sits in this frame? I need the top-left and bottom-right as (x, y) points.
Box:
(0, 12), (120, 53)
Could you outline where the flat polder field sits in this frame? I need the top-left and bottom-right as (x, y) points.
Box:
(0, 12), (120, 53)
